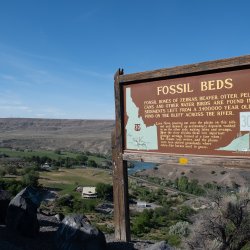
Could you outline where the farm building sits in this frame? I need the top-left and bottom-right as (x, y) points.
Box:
(41, 162), (51, 170)
(82, 187), (97, 199)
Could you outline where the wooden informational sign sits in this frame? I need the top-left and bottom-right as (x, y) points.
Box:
(112, 55), (250, 242)
(123, 68), (250, 157)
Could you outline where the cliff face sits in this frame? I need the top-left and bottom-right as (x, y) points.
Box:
(0, 118), (115, 154)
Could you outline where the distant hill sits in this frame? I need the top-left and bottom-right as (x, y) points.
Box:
(0, 118), (114, 154)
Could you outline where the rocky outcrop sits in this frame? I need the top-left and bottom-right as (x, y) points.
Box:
(6, 186), (42, 237)
(55, 214), (107, 250)
(145, 241), (173, 250)
(0, 190), (11, 224)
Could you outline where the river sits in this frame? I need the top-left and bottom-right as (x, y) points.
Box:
(127, 161), (156, 175)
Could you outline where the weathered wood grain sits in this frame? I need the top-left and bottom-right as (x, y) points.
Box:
(112, 69), (130, 242)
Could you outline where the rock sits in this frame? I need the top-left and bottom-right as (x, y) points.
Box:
(95, 203), (113, 214)
(0, 240), (23, 250)
(6, 186), (42, 237)
(0, 190), (11, 224)
(55, 213), (64, 222)
(145, 241), (173, 250)
(55, 214), (107, 250)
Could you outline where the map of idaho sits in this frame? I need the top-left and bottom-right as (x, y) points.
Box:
(125, 88), (158, 150)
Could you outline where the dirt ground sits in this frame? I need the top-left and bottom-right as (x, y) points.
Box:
(137, 163), (250, 188)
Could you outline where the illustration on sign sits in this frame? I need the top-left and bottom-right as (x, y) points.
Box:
(125, 88), (158, 150)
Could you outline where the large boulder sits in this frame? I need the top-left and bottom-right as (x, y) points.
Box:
(6, 186), (42, 237)
(55, 214), (107, 250)
(0, 190), (11, 224)
(145, 241), (173, 250)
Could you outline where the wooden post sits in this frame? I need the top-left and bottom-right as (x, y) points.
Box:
(249, 131), (250, 150)
(112, 69), (131, 242)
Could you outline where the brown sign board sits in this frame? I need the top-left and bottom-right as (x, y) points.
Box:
(112, 55), (250, 242)
(114, 56), (250, 165)
(123, 68), (250, 158)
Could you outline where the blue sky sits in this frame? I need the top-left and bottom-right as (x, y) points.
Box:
(0, 0), (249, 119)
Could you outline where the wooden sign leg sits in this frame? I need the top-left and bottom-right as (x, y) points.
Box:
(112, 68), (131, 242)
(112, 132), (131, 242)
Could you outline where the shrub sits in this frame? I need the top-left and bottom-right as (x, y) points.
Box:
(0, 168), (6, 177)
(0, 179), (24, 196)
(55, 194), (74, 207)
(167, 234), (181, 247)
(22, 170), (39, 187)
(55, 195), (98, 214)
(87, 159), (97, 168)
(186, 190), (250, 249)
(169, 221), (190, 237)
(76, 154), (88, 164)
(132, 209), (154, 236)
(175, 176), (205, 196)
(54, 149), (61, 155)
(97, 224), (114, 234)
(5, 165), (17, 175)
(96, 183), (113, 200)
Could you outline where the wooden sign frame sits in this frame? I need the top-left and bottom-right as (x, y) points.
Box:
(112, 55), (250, 241)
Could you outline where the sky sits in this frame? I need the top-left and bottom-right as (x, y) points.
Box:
(0, 0), (249, 120)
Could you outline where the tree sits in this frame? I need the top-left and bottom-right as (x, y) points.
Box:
(22, 170), (39, 187)
(5, 165), (17, 175)
(186, 189), (250, 250)
(87, 159), (97, 168)
(96, 183), (113, 200)
(54, 149), (61, 155)
(76, 154), (88, 164)
(0, 168), (6, 177)
(132, 209), (153, 236)
(0, 179), (23, 195)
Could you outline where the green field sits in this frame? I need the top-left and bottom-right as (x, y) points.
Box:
(0, 147), (112, 196)
(0, 147), (107, 164)
(39, 167), (113, 195)
(0, 147), (78, 159)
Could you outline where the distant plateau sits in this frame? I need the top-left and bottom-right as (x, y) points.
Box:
(0, 118), (115, 154)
